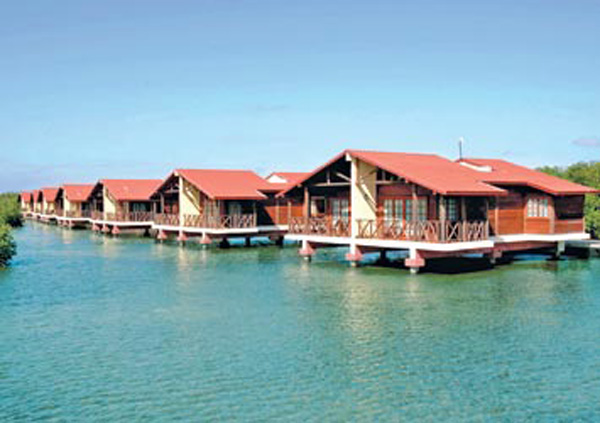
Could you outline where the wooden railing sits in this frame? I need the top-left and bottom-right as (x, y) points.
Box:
(91, 211), (103, 220)
(288, 217), (351, 237)
(65, 210), (92, 218)
(105, 212), (154, 222)
(555, 218), (585, 234)
(357, 219), (490, 243)
(183, 213), (257, 229)
(154, 213), (180, 226)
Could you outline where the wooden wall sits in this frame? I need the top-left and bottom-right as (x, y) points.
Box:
(489, 192), (525, 235)
(259, 198), (303, 226)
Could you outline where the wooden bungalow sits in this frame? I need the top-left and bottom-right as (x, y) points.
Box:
(18, 192), (33, 216)
(87, 179), (162, 235)
(151, 169), (304, 245)
(282, 149), (598, 273)
(39, 187), (60, 221)
(55, 184), (95, 228)
(31, 190), (42, 216)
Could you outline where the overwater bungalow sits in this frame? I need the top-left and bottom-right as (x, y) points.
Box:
(55, 184), (95, 228)
(39, 187), (60, 221)
(87, 179), (162, 235)
(151, 169), (304, 245)
(18, 192), (33, 216)
(282, 149), (598, 273)
(31, 190), (42, 216)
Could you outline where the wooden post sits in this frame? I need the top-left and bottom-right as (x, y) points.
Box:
(549, 197), (556, 234)
(411, 184), (418, 222)
(494, 196), (500, 235)
(304, 186), (310, 218)
(439, 195), (446, 242)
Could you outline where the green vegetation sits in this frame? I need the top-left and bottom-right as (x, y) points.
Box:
(538, 162), (600, 238)
(0, 193), (21, 267)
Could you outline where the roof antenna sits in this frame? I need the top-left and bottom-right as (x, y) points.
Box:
(458, 137), (465, 161)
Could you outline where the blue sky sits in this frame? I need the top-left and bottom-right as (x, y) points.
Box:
(1, 0), (599, 191)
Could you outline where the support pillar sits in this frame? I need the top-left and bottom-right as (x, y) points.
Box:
(102, 224), (111, 234)
(157, 230), (167, 242)
(245, 237), (251, 247)
(199, 233), (212, 249)
(376, 249), (390, 265)
(345, 244), (364, 267)
(177, 231), (188, 245)
(111, 226), (120, 236)
(405, 249), (426, 274)
(486, 249), (503, 266)
(219, 238), (230, 249)
(299, 240), (315, 261)
(551, 241), (566, 260)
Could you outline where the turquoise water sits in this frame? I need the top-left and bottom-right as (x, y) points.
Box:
(1, 222), (600, 421)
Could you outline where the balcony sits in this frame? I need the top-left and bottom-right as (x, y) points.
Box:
(357, 219), (490, 243)
(554, 218), (585, 234)
(183, 213), (257, 229)
(288, 216), (351, 237)
(105, 212), (154, 222)
(154, 213), (180, 226)
(154, 213), (258, 229)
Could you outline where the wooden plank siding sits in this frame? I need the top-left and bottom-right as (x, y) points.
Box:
(489, 192), (524, 235)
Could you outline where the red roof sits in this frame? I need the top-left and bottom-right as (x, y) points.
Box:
(40, 187), (59, 202)
(460, 159), (599, 195)
(20, 192), (32, 202)
(33, 190), (41, 202)
(62, 184), (95, 202)
(175, 169), (273, 200)
(265, 172), (311, 191)
(100, 179), (163, 201)
(285, 150), (507, 196)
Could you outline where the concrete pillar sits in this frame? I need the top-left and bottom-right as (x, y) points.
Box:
(157, 230), (167, 242)
(405, 248), (425, 274)
(345, 244), (364, 267)
(486, 249), (503, 266)
(177, 231), (188, 245)
(245, 237), (252, 247)
(552, 241), (566, 260)
(299, 239), (315, 261)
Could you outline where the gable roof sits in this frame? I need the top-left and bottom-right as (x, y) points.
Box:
(20, 192), (32, 202)
(283, 149), (507, 196)
(62, 184), (95, 202)
(100, 179), (163, 201)
(460, 158), (599, 195)
(265, 172), (311, 192)
(174, 169), (273, 200)
(40, 187), (60, 202)
(33, 190), (41, 202)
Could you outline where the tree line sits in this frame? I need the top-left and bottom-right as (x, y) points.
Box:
(538, 161), (600, 238)
(0, 193), (21, 268)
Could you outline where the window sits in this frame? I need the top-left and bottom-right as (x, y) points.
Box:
(227, 201), (242, 216)
(383, 199), (403, 223)
(331, 198), (349, 223)
(384, 198), (426, 223)
(527, 197), (549, 218)
(446, 198), (458, 221)
(418, 199), (427, 221)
